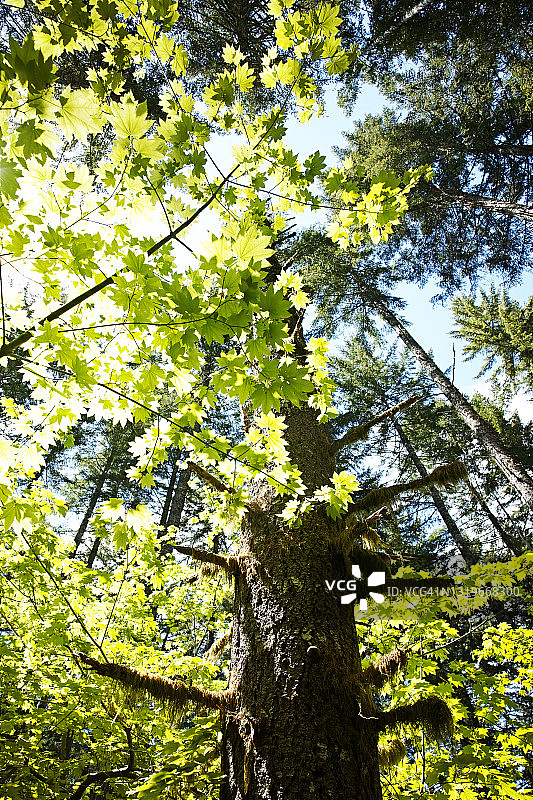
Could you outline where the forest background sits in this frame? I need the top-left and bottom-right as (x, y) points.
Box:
(1, 1), (533, 799)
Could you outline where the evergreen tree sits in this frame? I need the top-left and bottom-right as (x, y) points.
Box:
(453, 288), (533, 393)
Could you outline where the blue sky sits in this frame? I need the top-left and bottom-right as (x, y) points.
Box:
(189, 82), (532, 419)
(282, 84), (533, 418)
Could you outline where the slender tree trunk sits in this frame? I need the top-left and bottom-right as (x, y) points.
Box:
(464, 475), (525, 556)
(392, 418), (477, 566)
(432, 185), (533, 223)
(160, 448), (180, 528)
(166, 464), (192, 529)
(221, 404), (382, 800)
(371, 296), (533, 510)
(71, 449), (115, 556)
(86, 535), (101, 569)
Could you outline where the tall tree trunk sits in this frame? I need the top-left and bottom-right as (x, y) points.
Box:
(371, 296), (533, 511)
(159, 448), (180, 528)
(432, 185), (533, 223)
(221, 250), (383, 799)
(463, 475), (525, 556)
(166, 464), (192, 529)
(86, 535), (101, 569)
(71, 448), (115, 556)
(221, 404), (382, 800)
(392, 418), (477, 566)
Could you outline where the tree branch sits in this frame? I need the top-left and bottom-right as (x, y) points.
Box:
(347, 461), (467, 517)
(376, 695), (454, 743)
(188, 460), (236, 495)
(330, 396), (421, 455)
(67, 725), (135, 800)
(79, 653), (235, 711)
(174, 545), (239, 575)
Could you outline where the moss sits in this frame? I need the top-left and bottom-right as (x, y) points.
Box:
(79, 653), (235, 717)
(363, 647), (408, 689)
(378, 738), (407, 768)
(350, 461), (467, 517)
(378, 695), (454, 743)
(206, 626), (233, 661)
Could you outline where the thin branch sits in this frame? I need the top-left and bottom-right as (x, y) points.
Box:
(330, 395), (421, 455)
(67, 725), (135, 800)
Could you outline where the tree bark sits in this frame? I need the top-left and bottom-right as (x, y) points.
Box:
(371, 296), (533, 510)
(392, 417), (477, 566)
(159, 448), (180, 528)
(219, 247), (383, 797)
(220, 403), (383, 800)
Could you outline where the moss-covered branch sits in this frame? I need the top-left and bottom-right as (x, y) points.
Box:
(363, 647), (409, 689)
(347, 461), (467, 517)
(206, 626), (233, 661)
(174, 545), (239, 575)
(330, 396), (420, 455)
(188, 460), (236, 495)
(378, 739), (407, 768)
(376, 695), (454, 743)
(79, 654), (235, 712)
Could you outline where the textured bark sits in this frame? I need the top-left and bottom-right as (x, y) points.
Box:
(392, 418), (477, 567)
(372, 296), (533, 511)
(221, 404), (382, 800)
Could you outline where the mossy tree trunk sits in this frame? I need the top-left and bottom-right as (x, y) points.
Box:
(220, 405), (382, 800)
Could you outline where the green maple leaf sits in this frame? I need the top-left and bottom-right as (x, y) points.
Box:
(0, 161), (21, 198)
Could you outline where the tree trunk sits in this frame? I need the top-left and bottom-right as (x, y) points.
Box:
(432, 185), (533, 223)
(463, 475), (525, 556)
(166, 463), (191, 530)
(71, 448), (115, 556)
(371, 296), (533, 511)
(221, 405), (382, 800)
(392, 417), (477, 566)
(160, 448), (181, 528)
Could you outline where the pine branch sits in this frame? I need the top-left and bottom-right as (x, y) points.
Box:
(67, 725), (135, 800)
(347, 461), (467, 518)
(330, 396), (420, 455)
(79, 654), (235, 711)
(174, 545), (239, 575)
